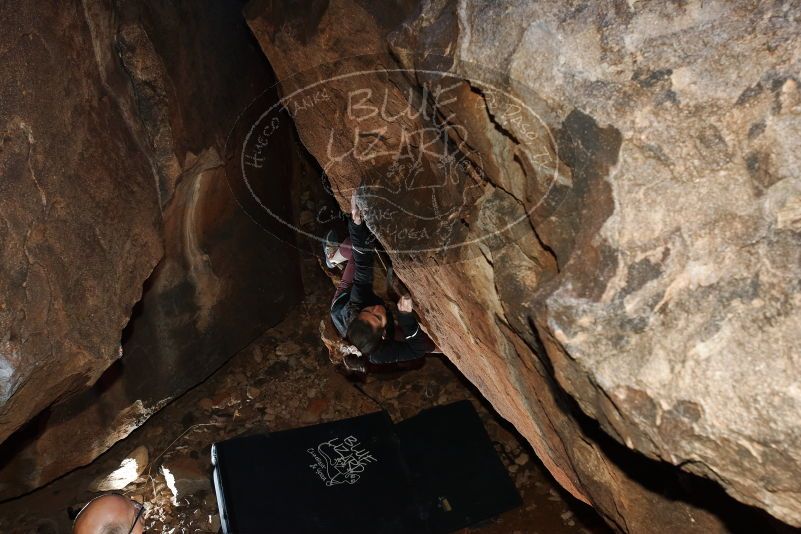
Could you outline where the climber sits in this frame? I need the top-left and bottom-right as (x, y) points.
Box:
(72, 493), (145, 534)
(328, 190), (434, 372)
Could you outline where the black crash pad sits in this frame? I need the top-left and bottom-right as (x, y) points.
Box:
(212, 411), (421, 533)
(395, 400), (523, 533)
(212, 401), (521, 533)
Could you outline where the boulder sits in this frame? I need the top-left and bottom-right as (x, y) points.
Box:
(89, 445), (149, 492)
(161, 456), (211, 503)
(0, 0), (163, 451)
(245, 0), (801, 529)
(0, 0), (303, 498)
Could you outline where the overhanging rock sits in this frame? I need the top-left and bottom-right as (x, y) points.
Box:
(245, 0), (801, 528)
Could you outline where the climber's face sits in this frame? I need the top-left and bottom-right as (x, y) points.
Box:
(358, 304), (387, 331)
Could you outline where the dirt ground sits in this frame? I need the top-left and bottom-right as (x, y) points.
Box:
(0, 257), (609, 534)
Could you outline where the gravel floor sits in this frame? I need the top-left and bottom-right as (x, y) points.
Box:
(0, 259), (608, 534)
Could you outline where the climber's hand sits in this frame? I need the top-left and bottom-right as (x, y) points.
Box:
(397, 295), (413, 313)
(350, 190), (362, 225)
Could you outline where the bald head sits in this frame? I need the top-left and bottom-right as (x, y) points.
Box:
(73, 494), (143, 534)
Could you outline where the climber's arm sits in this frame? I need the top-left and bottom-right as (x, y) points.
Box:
(367, 307), (429, 365)
(346, 190), (377, 310)
(369, 297), (431, 364)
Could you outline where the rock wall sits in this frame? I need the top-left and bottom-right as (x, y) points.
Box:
(245, 0), (801, 530)
(0, 0), (163, 452)
(0, 0), (302, 498)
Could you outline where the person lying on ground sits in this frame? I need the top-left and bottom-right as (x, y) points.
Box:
(329, 191), (434, 372)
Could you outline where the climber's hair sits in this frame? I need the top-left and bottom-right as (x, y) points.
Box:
(347, 317), (383, 356)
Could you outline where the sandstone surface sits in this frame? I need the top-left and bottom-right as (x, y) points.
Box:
(0, 0), (163, 449)
(0, 0), (302, 498)
(246, 0), (801, 529)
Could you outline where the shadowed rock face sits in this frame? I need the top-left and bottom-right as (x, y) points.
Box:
(245, 0), (801, 529)
(0, 1), (164, 451)
(0, 0), (302, 498)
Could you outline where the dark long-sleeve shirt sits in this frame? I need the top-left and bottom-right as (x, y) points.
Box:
(330, 218), (429, 364)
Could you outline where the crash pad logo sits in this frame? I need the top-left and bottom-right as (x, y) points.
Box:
(306, 435), (377, 487)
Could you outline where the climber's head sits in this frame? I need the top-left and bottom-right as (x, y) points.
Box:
(347, 304), (386, 355)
